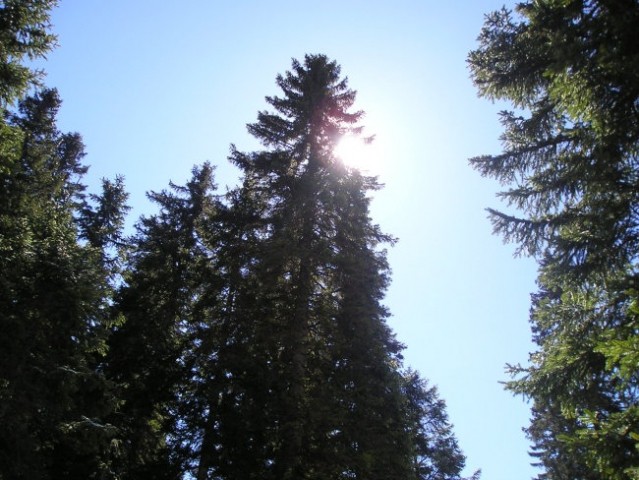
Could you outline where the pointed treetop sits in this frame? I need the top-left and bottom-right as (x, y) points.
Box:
(247, 54), (364, 160)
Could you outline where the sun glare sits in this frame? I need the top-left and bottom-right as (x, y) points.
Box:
(334, 135), (381, 173)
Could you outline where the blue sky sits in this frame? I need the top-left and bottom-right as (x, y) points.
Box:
(42, 2), (539, 479)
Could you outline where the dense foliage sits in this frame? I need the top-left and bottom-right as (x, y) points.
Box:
(0, 3), (471, 478)
(469, 1), (639, 479)
(110, 54), (471, 480)
(0, 2), (128, 476)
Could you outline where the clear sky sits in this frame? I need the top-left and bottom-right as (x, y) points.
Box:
(41, 2), (539, 479)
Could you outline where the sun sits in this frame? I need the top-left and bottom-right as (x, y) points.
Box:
(334, 134), (381, 173)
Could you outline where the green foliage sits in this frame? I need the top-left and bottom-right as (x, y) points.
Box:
(0, 7), (129, 474)
(105, 164), (217, 478)
(469, 1), (639, 479)
(403, 370), (473, 480)
(0, 88), (128, 478)
(0, 0), (57, 106)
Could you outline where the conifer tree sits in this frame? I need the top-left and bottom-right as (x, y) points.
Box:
(190, 54), (469, 480)
(106, 164), (218, 478)
(403, 370), (469, 480)
(0, 88), (128, 478)
(0, 3), (129, 476)
(469, 1), (639, 478)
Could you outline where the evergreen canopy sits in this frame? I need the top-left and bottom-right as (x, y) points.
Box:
(0, 4), (472, 477)
(469, 1), (639, 479)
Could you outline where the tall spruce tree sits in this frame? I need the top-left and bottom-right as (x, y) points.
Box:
(468, 1), (639, 479)
(189, 54), (469, 480)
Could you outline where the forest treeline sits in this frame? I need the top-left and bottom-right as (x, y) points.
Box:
(1, 1), (638, 479)
(0, 1), (470, 479)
